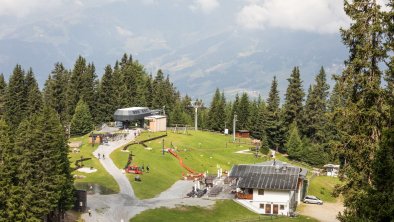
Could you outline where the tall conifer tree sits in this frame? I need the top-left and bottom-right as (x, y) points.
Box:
(282, 67), (305, 136)
(43, 63), (70, 123)
(336, 1), (386, 220)
(266, 76), (283, 151)
(97, 65), (115, 123)
(0, 74), (6, 119)
(5, 64), (27, 129)
(301, 67), (330, 143)
(25, 68), (43, 115)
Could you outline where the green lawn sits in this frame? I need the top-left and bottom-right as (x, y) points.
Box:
(111, 130), (269, 199)
(130, 200), (318, 222)
(308, 176), (342, 203)
(69, 134), (119, 194)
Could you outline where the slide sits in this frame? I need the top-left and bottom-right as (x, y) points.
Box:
(167, 149), (195, 174)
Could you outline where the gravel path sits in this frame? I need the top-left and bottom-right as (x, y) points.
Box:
(300, 201), (344, 222)
(81, 130), (215, 222)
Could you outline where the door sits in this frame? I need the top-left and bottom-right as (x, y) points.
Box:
(273, 204), (279, 214)
(265, 204), (271, 214)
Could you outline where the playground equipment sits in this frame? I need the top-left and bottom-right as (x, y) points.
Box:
(167, 148), (203, 180)
(126, 165), (143, 174)
(124, 152), (143, 174)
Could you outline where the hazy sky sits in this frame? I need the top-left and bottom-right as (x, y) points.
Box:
(0, 0), (385, 100)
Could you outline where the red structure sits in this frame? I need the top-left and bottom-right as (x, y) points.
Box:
(167, 148), (203, 180)
(125, 165), (143, 174)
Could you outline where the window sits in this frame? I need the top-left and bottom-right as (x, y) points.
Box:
(260, 204), (264, 209)
(258, 189), (264, 195)
(280, 205), (285, 210)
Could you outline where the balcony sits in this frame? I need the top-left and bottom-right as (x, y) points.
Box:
(236, 192), (253, 200)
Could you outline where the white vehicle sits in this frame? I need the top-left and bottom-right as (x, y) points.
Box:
(303, 195), (323, 205)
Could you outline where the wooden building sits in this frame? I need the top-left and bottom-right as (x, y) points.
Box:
(236, 130), (250, 138)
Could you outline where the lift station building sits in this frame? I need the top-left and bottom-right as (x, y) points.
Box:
(113, 107), (166, 131)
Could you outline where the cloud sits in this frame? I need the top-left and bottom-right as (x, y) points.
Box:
(236, 0), (350, 34)
(0, 0), (65, 18)
(189, 0), (219, 13)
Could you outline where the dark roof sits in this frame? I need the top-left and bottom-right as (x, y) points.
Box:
(114, 107), (152, 121)
(254, 160), (308, 179)
(236, 130), (250, 133)
(229, 165), (301, 190)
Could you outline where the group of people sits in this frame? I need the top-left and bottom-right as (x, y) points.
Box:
(140, 164), (150, 173)
(97, 153), (105, 159)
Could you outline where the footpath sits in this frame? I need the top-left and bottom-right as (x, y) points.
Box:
(81, 130), (215, 222)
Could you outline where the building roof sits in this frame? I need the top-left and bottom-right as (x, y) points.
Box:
(254, 160), (308, 178)
(323, 164), (340, 168)
(114, 107), (152, 121)
(229, 164), (304, 190)
(144, 115), (166, 120)
(236, 130), (250, 133)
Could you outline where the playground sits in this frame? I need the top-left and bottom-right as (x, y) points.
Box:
(110, 130), (266, 199)
(70, 129), (330, 221)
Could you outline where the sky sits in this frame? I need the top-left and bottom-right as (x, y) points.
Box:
(0, 0), (381, 102)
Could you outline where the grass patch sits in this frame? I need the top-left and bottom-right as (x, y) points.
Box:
(69, 134), (119, 194)
(111, 130), (269, 199)
(308, 176), (342, 203)
(130, 200), (318, 222)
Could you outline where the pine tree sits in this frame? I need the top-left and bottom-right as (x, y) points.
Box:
(71, 99), (93, 136)
(12, 107), (74, 220)
(43, 63), (70, 123)
(282, 67), (305, 136)
(0, 119), (12, 219)
(67, 56), (87, 120)
(266, 77), (282, 151)
(385, 0), (394, 126)
(336, 1), (386, 220)
(96, 65), (115, 123)
(25, 68), (43, 115)
(152, 70), (165, 109)
(208, 89), (224, 131)
(0, 74), (7, 119)
(249, 99), (259, 135)
(301, 67), (330, 143)
(237, 92), (250, 130)
(5, 64), (27, 129)
(111, 62), (125, 109)
(286, 123), (303, 160)
(80, 63), (98, 122)
(144, 75), (153, 108)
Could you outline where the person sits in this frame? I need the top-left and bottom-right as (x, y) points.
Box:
(141, 164), (145, 172)
(146, 165), (150, 173)
(102, 154), (105, 160)
(88, 209), (92, 217)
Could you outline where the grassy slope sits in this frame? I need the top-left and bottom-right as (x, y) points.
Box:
(69, 134), (119, 193)
(130, 200), (318, 222)
(111, 130), (267, 199)
(308, 176), (341, 202)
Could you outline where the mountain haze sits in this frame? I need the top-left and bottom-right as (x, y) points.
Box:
(0, 0), (349, 101)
